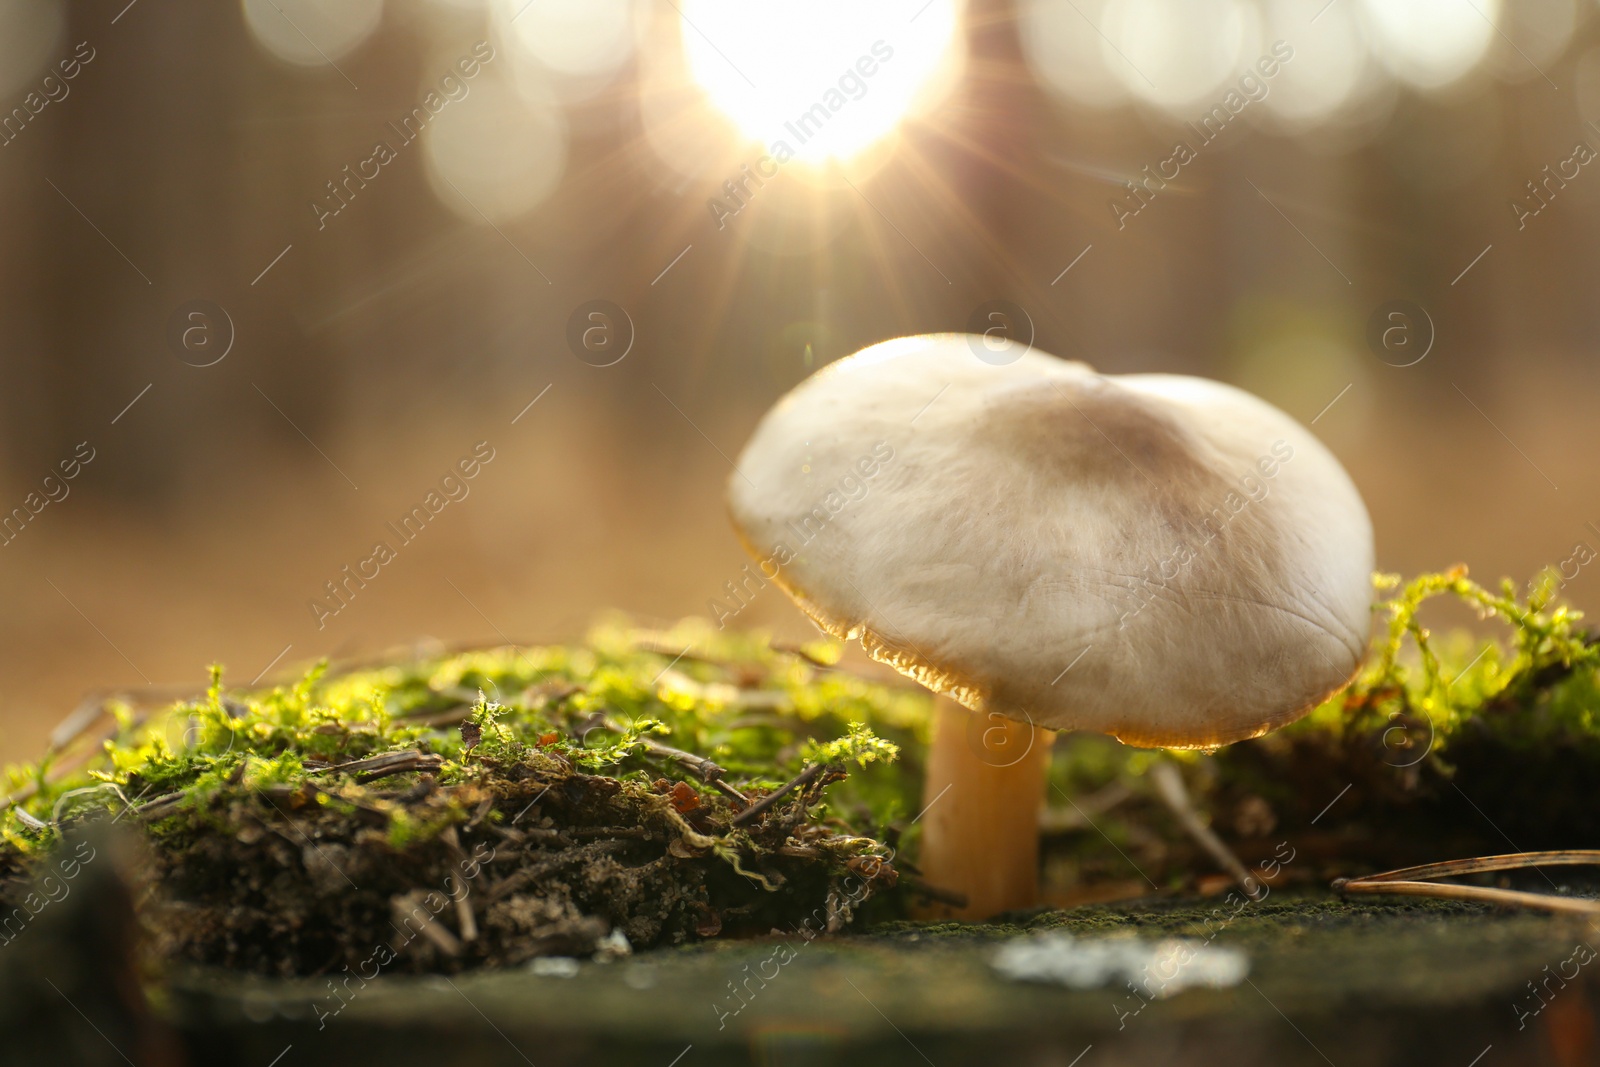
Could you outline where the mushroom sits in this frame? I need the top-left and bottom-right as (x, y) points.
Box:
(727, 334), (1373, 918)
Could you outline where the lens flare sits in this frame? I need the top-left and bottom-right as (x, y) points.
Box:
(679, 0), (961, 163)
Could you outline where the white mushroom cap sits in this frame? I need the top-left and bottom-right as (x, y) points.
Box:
(728, 334), (1374, 748)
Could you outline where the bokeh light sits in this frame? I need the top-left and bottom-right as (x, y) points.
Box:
(0, 0), (64, 99)
(495, 0), (635, 81)
(422, 67), (567, 224)
(1019, 0), (1129, 109)
(1357, 0), (1500, 91)
(678, 0), (961, 163)
(241, 0), (384, 68)
(1260, 0), (1368, 128)
(1100, 0), (1259, 115)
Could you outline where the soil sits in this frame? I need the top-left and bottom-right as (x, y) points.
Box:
(3, 751), (893, 982)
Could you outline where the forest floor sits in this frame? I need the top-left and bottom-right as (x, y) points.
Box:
(3, 570), (1600, 1064)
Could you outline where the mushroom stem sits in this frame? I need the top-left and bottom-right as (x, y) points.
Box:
(914, 695), (1053, 920)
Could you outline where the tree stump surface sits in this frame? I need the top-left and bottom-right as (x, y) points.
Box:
(163, 894), (1600, 1066)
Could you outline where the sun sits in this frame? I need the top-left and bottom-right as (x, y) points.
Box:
(679, 0), (962, 164)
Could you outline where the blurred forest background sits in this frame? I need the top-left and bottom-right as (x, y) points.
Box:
(0, 0), (1597, 763)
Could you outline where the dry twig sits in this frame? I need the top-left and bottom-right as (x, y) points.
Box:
(1150, 761), (1262, 899)
(1334, 850), (1600, 916)
(732, 764), (826, 827)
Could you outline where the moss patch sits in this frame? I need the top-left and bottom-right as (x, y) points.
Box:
(1045, 568), (1600, 893)
(0, 621), (926, 975)
(2, 569), (1600, 979)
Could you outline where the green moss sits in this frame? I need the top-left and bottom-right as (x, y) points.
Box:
(3, 568), (1598, 975)
(1045, 567), (1600, 887)
(1, 618), (928, 869)
(8, 568), (1600, 861)
(1300, 568), (1598, 749)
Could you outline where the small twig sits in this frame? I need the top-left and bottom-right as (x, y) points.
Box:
(435, 830), (480, 942)
(464, 796), (495, 831)
(634, 735), (751, 806)
(46, 699), (109, 755)
(135, 791), (187, 819)
(732, 764), (826, 827)
(1039, 780), (1132, 832)
(454, 884), (479, 943)
(769, 642), (835, 669)
(768, 642), (923, 688)
(1336, 879), (1600, 916)
(631, 637), (732, 669)
(400, 705), (474, 727)
(1150, 761), (1262, 900)
(1346, 850), (1600, 883)
(312, 750), (443, 783)
(304, 784), (389, 820)
(569, 826), (656, 839)
(488, 823), (527, 845)
(1333, 850), (1600, 916)
(2, 715), (140, 812)
(775, 845), (823, 859)
(639, 739), (727, 783)
(706, 779), (753, 806)
(392, 894), (462, 957)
